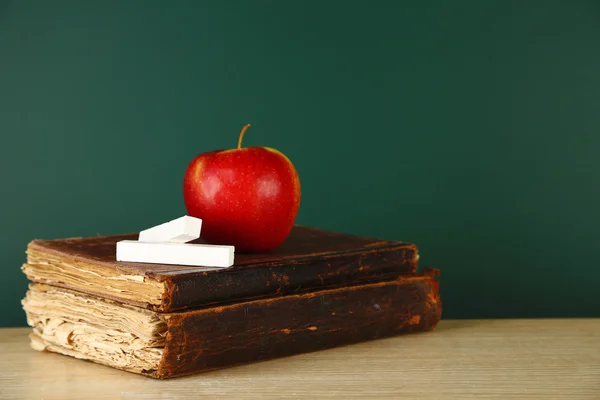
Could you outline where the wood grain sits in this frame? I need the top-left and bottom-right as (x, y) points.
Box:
(1, 319), (598, 399)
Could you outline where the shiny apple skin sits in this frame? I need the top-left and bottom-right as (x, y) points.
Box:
(183, 146), (301, 253)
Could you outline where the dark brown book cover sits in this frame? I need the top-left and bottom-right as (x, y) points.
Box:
(23, 225), (419, 312)
(158, 269), (441, 379)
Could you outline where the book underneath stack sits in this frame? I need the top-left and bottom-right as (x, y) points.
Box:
(21, 225), (442, 379)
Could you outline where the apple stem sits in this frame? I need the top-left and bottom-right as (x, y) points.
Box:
(237, 124), (251, 149)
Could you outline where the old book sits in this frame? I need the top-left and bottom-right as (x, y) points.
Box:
(22, 225), (419, 312)
(22, 269), (441, 379)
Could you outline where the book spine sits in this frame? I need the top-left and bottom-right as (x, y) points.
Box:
(156, 245), (418, 312)
(156, 270), (440, 379)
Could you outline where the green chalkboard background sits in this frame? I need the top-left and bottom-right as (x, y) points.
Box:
(1, 1), (599, 327)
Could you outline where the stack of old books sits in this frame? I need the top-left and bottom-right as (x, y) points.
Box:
(21, 225), (441, 379)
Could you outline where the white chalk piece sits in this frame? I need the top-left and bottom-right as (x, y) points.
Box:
(116, 240), (234, 268)
(138, 216), (202, 243)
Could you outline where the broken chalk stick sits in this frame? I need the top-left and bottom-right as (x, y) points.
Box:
(116, 240), (234, 268)
(138, 215), (202, 243)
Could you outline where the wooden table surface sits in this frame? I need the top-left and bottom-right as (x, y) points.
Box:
(0, 319), (598, 399)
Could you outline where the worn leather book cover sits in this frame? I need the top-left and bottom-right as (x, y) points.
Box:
(22, 269), (441, 379)
(22, 225), (419, 312)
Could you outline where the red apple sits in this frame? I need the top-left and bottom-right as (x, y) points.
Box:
(182, 124), (301, 252)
